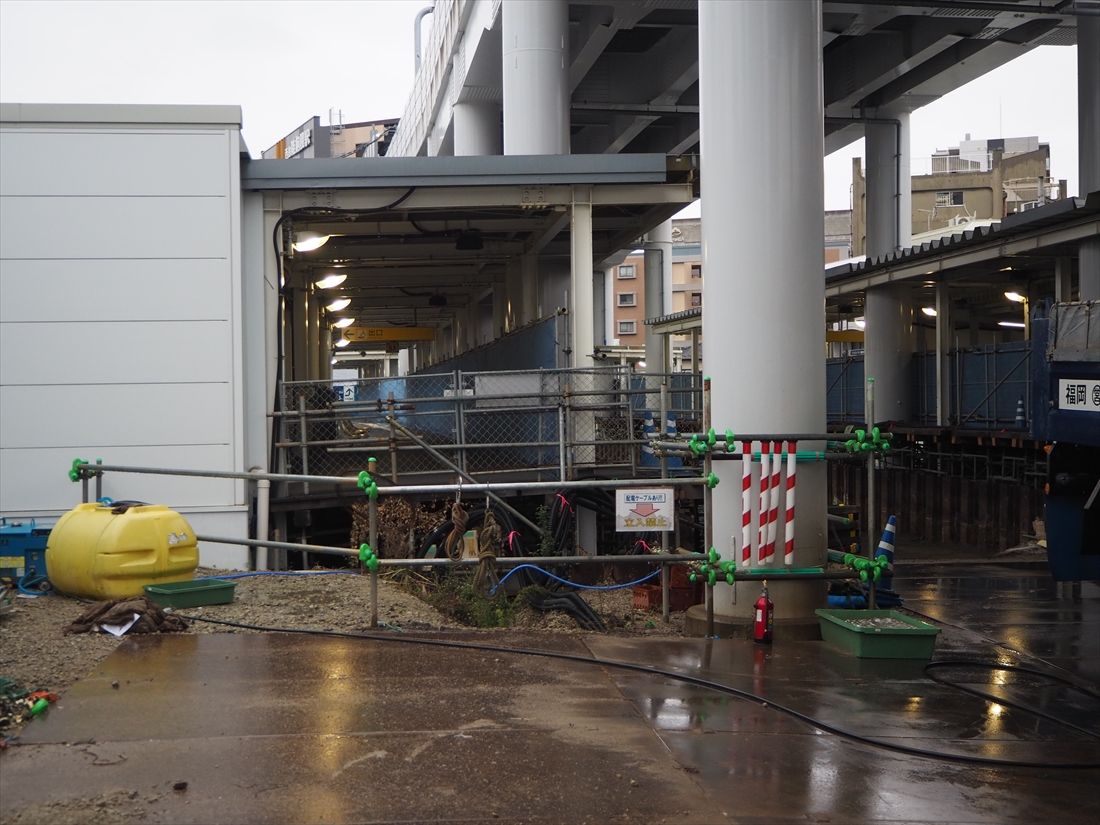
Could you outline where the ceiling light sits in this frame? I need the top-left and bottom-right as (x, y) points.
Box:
(333, 317), (355, 329)
(334, 337), (351, 348)
(854, 318), (866, 330)
(330, 357), (337, 365)
(315, 273), (347, 289)
(326, 298), (351, 312)
(998, 321), (1025, 328)
(1004, 291), (1026, 303)
(921, 306), (937, 317)
(999, 265), (1014, 272)
(292, 231), (331, 252)
(637, 361), (647, 369)
(428, 293), (448, 307)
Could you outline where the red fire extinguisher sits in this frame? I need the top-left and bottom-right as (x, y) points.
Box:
(753, 580), (773, 644)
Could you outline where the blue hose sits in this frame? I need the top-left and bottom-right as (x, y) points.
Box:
(490, 564), (659, 596)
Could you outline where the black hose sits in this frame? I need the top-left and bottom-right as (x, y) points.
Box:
(175, 613), (1100, 770)
(923, 660), (1100, 741)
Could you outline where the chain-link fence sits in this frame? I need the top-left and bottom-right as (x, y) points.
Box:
(277, 368), (703, 484)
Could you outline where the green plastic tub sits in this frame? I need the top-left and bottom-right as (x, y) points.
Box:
(815, 608), (940, 659)
(144, 579), (236, 608)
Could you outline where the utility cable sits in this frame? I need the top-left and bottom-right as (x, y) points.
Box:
(173, 613), (1100, 770)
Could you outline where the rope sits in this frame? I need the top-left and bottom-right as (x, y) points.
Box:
(444, 501), (468, 561)
(473, 511), (502, 594)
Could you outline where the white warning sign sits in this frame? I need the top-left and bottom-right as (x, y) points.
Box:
(615, 487), (674, 532)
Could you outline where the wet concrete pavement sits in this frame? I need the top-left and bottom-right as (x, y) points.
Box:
(2, 563), (1098, 824)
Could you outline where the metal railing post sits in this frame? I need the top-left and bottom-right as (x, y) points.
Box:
(298, 394), (310, 496)
(368, 456), (379, 629)
(703, 376), (714, 637)
(94, 459), (103, 502)
(866, 378), (876, 610)
(387, 391), (398, 482)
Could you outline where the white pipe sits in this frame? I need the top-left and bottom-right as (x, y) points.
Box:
(571, 188), (594, 367)
(502, 0), (568, 155)
(254, 474), (270, 571)
(414, 4), (435, 74)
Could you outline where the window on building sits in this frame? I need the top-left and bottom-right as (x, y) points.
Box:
(690, 292), (702, 308)
(618, 292), (636, 307)
(935, 191), (965, 207)
(690, 263), (702, 278)
(617, 265), (636, 279)
(618, 320), (636, 335)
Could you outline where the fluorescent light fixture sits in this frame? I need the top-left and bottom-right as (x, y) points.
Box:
(292, 231), (331, 252)
(999, 265), (1014, 272)
(854, 318), (866, 329)
(315, 273), (347, 289)
(998, 321), (1026, 328)
(921, 306), (937, 317)
(637, 361), (647, 369)
(333, 317), (355, 329)
(330, 357), (337, 365)
(1004, 291), (1026, 303)
(326, 298), (351, 312)
(334, 337), (351, 348)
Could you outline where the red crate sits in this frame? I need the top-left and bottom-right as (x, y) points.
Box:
(632, 584), (699, 612)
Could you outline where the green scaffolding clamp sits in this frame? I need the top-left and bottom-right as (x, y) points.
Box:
(842, 552), (889, 582)
(843, 426), (893, 455)
(359, 543), (380, 573)
(357, 468), (379, 500)
(67, 457), (102, 483)
(689, 546), (736, 587)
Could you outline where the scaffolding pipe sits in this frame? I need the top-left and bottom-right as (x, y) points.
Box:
(199, 535), (706, 566)
(703, 377), (715, 636)
(254, 473), (271, 571)
(386, 416), (544, 537)
(75, 463), (709, 493)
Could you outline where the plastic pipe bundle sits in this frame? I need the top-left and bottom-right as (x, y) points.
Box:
(784, 440), (797, 565)
(741, 440), (752, 568)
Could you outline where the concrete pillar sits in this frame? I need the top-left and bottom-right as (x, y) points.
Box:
(651, 220), (675, 323)
(521, 253), (538, 324)
(492, 287), (505, 341)
(570, 188), (594, 367)
(502, 0), (569, 155)
(935, 284), (951, 426)
(865, 112), (913, 421)
(604, 263), (616, 344)
(505, 260), (522, 332)
(700, 0), (825, 622)
(291, 288), (308, 381)
(1055, 256), (1073, 303)
(398, 349), (410, 376)
(864, 289), (914, 422)
(308, 292), (324, 380)
(1080, 14), (1100, 299)
(644, 244), (665, 374)
(593, 270), (607, 347)
(454, 102), (502, 156)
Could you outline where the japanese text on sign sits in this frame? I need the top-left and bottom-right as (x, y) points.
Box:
(1057, 379), (1100, 414)
(615, 487), (674, 532)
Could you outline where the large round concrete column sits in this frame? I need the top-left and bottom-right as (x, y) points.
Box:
(454, 102), (502, 156)
(864, 113), (913, 421)
(1080, 14), (1100, 299)
(700, 0), (825, 624)
(652, 220), (675, 327)
(864, 289), (914, 422)
(502, 0), (569, 155)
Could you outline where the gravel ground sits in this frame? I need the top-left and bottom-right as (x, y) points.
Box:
(0, 570), (690, 734)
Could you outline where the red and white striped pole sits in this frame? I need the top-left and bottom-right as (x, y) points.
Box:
(741, 440), (752, 567)
(784, 440), (797, 566)
(757, 441), (770, 565)
(766, 440), (781, 562)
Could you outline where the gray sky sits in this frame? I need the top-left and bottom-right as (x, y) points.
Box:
(0, 0), (1081, 211)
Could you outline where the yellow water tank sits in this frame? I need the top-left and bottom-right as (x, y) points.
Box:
(46, 502), (198, 600)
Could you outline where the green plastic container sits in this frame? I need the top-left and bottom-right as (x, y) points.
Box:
(815, 608), (940, 659)
(144, 579), (235, 608)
